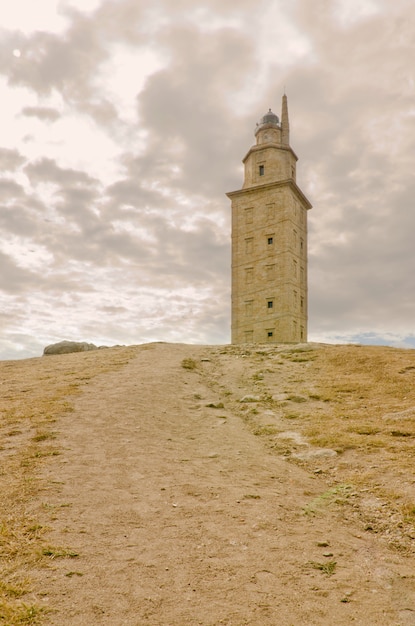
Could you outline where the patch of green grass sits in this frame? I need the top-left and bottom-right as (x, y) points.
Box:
(0, 602), (45, 625)
(303, 484), (354, 516)
(41, 546), (79, 559)
(0, 580), (30, 599)
(33, 449), (60, 458)
(309, 561), (337, 576)
(32, 431), (56, 443)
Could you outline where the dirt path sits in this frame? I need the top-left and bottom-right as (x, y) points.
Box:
(32, 344), (415, 625)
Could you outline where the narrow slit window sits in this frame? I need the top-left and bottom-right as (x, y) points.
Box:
(259, 164), (264, 176)
(267, 237), (273, 245)
(245, 208), (253, 224)
(245, 300), (253, 317)
(245, 330), (253, 343)
(266, 264), (275, 280)
(245, 237), (253, 253)
(267, 300), (273, 309)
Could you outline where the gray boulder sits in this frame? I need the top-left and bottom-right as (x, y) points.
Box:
(43, 340), (98, 356)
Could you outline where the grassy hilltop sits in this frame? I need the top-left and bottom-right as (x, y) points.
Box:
(1, 342), (415, 624)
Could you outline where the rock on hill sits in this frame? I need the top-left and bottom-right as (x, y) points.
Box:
(1, 342), (415, 625)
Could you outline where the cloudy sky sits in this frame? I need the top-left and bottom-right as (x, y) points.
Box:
(0, 0), (414, 359)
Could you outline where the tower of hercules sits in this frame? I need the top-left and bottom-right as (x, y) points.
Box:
(227, 95), (312, 344)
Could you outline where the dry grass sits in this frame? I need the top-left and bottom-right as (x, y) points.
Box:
(2, 341), (415, 623)
(0, 346), (142, 624)
(206, 343), (415, 551)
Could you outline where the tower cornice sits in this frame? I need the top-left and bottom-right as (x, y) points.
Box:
(227, 178), (312, 210)
(242, 143), (298, 164)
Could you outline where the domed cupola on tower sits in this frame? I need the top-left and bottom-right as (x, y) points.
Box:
(256, 108), (280, 131)
(255, 109), (281, 145)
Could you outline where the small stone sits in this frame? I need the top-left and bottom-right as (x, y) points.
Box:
(240, 395), (260, 403)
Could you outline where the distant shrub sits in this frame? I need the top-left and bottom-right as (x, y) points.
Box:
(181, 358), (197, 370)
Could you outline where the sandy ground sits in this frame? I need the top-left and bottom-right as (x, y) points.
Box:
(21, 343), (415, 625)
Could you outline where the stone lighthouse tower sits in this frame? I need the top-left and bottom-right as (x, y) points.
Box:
(227, 95), (312, 344)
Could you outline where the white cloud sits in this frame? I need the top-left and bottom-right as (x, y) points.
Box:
(0, 236), (54, 271)
(0, 78), (38, 148)
(333, 0), (382, 26)
(0, 0), (68, 33)
(61, 0), (102, 13)
(95, 43), (167, 124)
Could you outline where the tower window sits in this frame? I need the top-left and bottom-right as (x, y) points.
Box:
(245, 300), (253, 317)
(267, 237), (273, 245)
(245, 208), (253, 224)
(259, 165), (264, 176)
(266, 264), (275, 280)
(245, 330), (253, 343)
(245, 268), (253, 284)
(267, 331), (273, 338)
(267, 300), (273, 309)
(245, 237), (253, 253)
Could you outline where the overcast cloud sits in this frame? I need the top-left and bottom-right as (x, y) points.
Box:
(0, 0), (414, 359)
